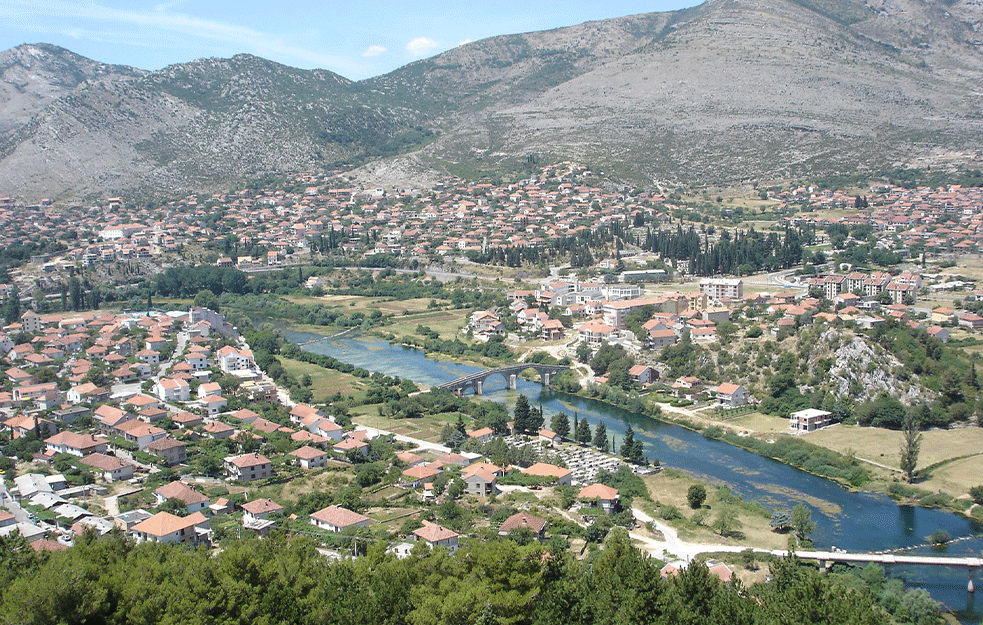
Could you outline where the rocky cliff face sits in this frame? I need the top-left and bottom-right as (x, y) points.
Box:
(1, 0), (982, 200)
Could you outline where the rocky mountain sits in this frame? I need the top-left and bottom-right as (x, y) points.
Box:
(1, 0), (983, 200)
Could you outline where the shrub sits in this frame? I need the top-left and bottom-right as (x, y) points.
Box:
(659, 504), (682, 521)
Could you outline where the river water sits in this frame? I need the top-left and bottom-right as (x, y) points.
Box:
(285, 329), (983, 620)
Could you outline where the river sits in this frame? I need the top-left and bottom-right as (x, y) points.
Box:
(285, 329), (983, 621)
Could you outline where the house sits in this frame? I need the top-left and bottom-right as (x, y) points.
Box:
(541, 319), (565, 341)
(145, 437), (188, 466)
(578, 321), (617, 345)
(498, 512), (547, 539)
(289, 445), (329, 469)
(130, 511), (209, 545)
(78, 453), (135, 482)
(538, 429), (561, 445)
(926, 326), (950, 343)
(462, 462), (500, 496)
(66, 382), (109, 404)
(115, 420), (167, 449)
(198, 382), (222, 398)
(520, 462), (572, 486)
(671, 376), (705, 401)
(124, 394), (160, 412)
(202, 395), (229, 415)
(154, 481), (209, 513)
(44, 432), (108, 457)
(789, 408), (833, 433)
(333, 437), (369, 457)
(958, 313), (983, 330)
(715, 382), (750, 408)
(203, 420), (235, 439)
(241, 498), (283, 535)
(412, 521), (459, 551)
(578, 483), (620, 513)
(216, 345), (255, 372)
(155, 378), (191, 402)
(628, 365), (656, 385)
(12, 382), (60, 408)
(402, 465), (442, 488)
(310, 505), (370, 532)
(224, 453), (272, 482)
(467, 427), (495, 444)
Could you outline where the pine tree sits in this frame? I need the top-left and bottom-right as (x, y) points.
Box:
(575, 417), (592, 445)
(550, 413), (570, 440)
(621, 426), (645, 464)
(592, 422), (609, 452)
(3, 286), (20, 324)
(900, 410), (922, 483)
(513, 394), (533, 434)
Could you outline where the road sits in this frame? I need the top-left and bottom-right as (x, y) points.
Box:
(630, 507), (759, 562)
(0, 479), (32, 524)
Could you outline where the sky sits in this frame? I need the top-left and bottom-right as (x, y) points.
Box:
(0, 0), (701, 81)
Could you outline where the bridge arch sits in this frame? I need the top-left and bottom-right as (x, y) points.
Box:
(438, 364), (569, 396)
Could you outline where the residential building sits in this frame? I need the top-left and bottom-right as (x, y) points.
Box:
(310, 505), (370, 532)
(412, 521), (459, 551)
(714, 382), (750, 408)
(224, 453), (272, 482)
(789, 408), (833, 433)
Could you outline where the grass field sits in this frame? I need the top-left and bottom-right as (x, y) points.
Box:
(382, 310), (465, 340)
(719, 412), (789, 434)
(279, 357), (366, 402)
(285, 294), (446, 316)
(805, 425), (983, 472)
(641, 469), (789, 552)
(352, 410), (452, 443)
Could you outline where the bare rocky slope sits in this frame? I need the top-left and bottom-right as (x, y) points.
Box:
(1, 0), (983, 200)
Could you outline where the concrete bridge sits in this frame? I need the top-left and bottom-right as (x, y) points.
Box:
(438, 364), (569, 396)
(792, 550), (981, 591)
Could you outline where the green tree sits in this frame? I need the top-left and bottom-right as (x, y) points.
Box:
(575, 341), (593, 364)
(791, 503), (816, 542)
(193, 289), (220, 313)
(770, 508), (793, 532)
(513, 394), (534, 434)
(686, 484), (707, 509)
(68, 277), (83, 311)
(592, 421), (609, 452)
(620, 426), (645, 464)
(712, 507), (742, 537)
(575, 417), (592, 444)
(3, 286), (20, 324)
(550, 412), (570, 440)
(900, 408), (922, 483)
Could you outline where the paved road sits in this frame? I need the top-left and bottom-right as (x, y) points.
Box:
(0, 479), (31, 523)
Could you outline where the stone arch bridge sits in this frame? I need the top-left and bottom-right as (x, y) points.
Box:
(438, 364), (569, 396)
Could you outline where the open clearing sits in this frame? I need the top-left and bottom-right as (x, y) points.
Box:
(641, 470), (788, 552)
(279, 357), (366, 402)
(353, 410), (451, 443)
(806, 424), (983, 474)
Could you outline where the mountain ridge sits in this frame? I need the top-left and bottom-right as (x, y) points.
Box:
(1, 0), (982, 201)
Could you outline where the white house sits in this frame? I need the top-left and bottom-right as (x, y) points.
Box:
(715, 382), (750, 408)
(155, 378), (191, 402)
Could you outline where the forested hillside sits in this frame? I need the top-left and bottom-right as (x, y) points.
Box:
(1, 529), (931, 625)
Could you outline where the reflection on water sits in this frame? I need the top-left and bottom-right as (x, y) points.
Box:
(286, 329), (983, 622)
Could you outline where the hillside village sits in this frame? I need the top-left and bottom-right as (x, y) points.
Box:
(5, 163), (983, 302)
(2, 162), (983, 572)
(0, 302), (673, 562)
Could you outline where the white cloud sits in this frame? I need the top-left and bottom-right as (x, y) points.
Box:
(405, 37), (438, 56)
(0, 0), (358, 73)
(457, 39), (473, 47)
(362, 45), (386, 57)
